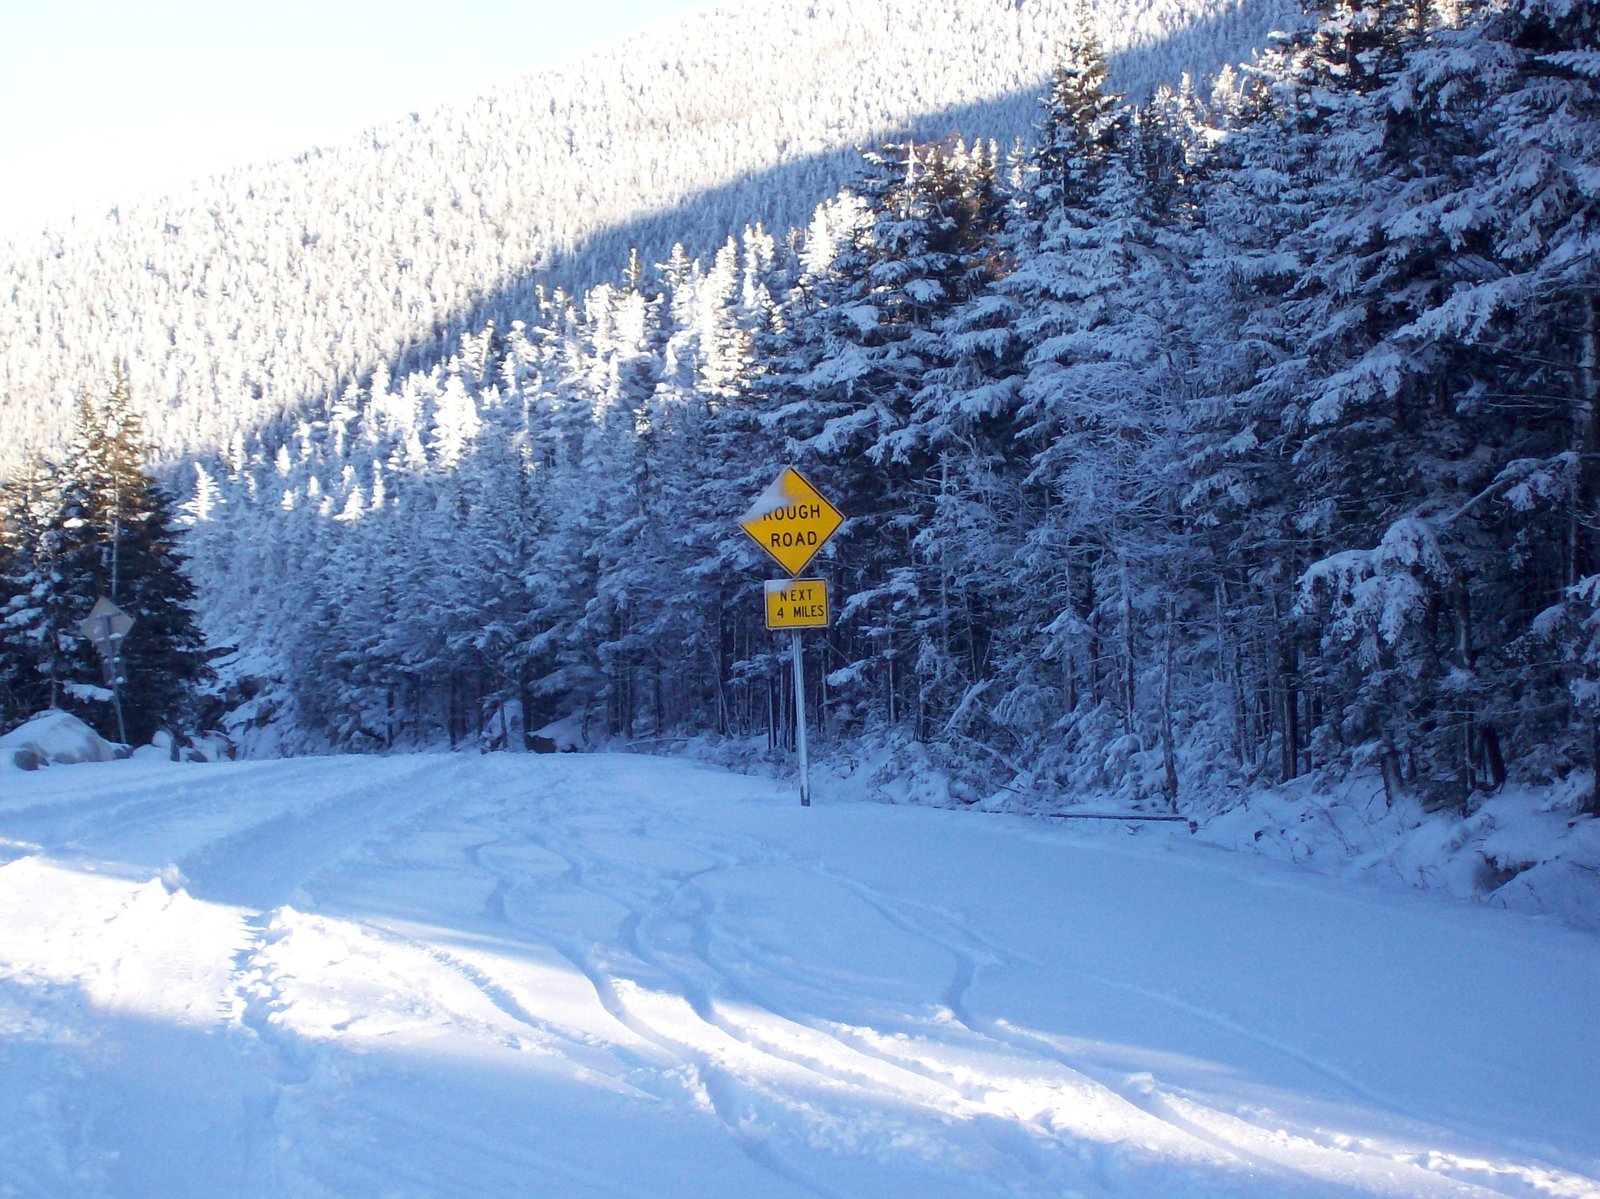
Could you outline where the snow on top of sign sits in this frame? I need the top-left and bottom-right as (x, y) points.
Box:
(764, 577), (823, 594)
(79, 597), (134, 645)
(739, 469), (801, 525)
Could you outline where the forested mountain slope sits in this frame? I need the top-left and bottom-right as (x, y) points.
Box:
(6, 0), (1598, 932)
(0, 0), (1293, 477)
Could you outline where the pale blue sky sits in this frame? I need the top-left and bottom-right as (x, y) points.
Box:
(0, 0), (725, 238)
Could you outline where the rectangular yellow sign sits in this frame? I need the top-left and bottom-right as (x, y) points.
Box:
(764, 578), (830, 630)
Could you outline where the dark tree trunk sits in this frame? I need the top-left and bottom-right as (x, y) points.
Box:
(1379, 736), (1406, 809)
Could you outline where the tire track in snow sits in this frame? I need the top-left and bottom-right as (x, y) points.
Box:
(179, 756), (468, 909)
(362, 801), (829, 1191)
(266, 790), (686, 1099)
(25, 751), (1578, 1198)
(320, 771), (1584, 1199)
(781, 851), (1550, 1197)
(274, 765), (1600, 1199)
(411, 937), (674, 1095)
(1, 758), (338, 862)
(2, 757), (323, 824)
(507, 805), (1154, 1196)
(912, 946), (1559, 1199)
(697, 850), (1491, 1198)
(1086, 1071), (1543, 1199)
(797, 862), (1568, 1199)
(619, 880), (990, 1125)
(464, 839), (514, 924)
(180, 762), (518, 1198)
(549, 917), (856, 1199)
(637, 814), (1432, 1147)
(683, 869), (1199, 1190)
(507, 805), (1185, 1192)
(459, 804), (859, 1199)
(663, 877), (1008, 1113)
(974, 965), (1570, 1198)
(1074, 970), (1408, 1115)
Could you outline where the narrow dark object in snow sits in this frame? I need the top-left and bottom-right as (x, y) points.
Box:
(1044, 811), (1194, 827)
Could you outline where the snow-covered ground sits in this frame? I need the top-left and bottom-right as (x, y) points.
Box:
(1, 751), (1595, 1198)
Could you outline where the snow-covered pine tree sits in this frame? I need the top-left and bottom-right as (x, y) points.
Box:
(0, 458), (65, 725)
(763, 140), (1009, 737)
(985, 23), (1165, 793)
(1422, 0), (1600, 808)
(5, 371), (211, 743)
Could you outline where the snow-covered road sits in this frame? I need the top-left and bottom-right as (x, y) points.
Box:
(1, 752), (1596, 1198)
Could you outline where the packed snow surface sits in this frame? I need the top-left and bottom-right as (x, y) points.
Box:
(0, 752), (1595, 1198)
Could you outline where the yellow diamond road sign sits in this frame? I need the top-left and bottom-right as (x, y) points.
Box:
(739, 467), (844, 576)
(765, 578), (830, 630)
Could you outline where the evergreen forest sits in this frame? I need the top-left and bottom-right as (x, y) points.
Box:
(3, 0), (1599, 824)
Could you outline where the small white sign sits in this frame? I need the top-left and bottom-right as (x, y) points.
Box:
(79, 597), (134, 656)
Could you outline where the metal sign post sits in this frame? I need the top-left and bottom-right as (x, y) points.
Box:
(741, 470), (844, 807)
(79, 597), (134, 744)
(766, 579), (830, 807)
(791, 630), (810, 807)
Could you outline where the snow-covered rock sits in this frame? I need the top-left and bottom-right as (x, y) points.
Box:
(533, 714), (589, 753)
(0, 710), (123, 769)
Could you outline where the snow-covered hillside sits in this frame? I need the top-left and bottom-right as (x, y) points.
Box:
(0, 0), (1294, 476)
(2, 752), (1595, 1197)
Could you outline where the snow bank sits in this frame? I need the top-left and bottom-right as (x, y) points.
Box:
(0, 710), (122, 770)
(1181, 773), (1600, 933)
(665, 730), (1600, 933)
